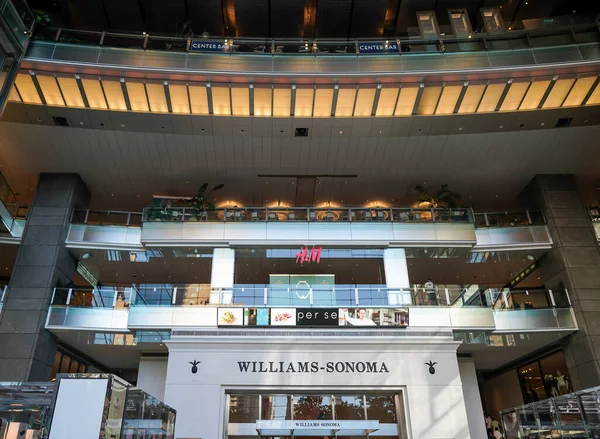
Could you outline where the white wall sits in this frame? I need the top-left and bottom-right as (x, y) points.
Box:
(138, 357), (168, 401)
(383, 248), (410, 288)
(210, 248), (235, 289)
(164, 335), (473, 439)
(458, 358), (487, 439)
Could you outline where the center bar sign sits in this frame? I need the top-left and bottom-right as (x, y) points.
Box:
(217, 307), (408, 328)
(357, 41), (399, 53)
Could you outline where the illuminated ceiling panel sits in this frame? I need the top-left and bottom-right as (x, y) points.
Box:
(375, 87), (399, 116)
(82, 79), (108, 109)
(57, 77), (85, 108)
(231, 87), (250, 116)
(543, 79), (575, 109)
(477, 83), (505, 113)
(125, 82), (149, 112)
(169, 84), (190, 114)
(458, 84), (485, 114)
(395, 87), (419, 115)
(8, 86), (20, 102)
(563, 77), (596, 107)
(15, 73), (42, 104)
(101, 80), (127, 110)
(416, 86), (442, 115)
(212, 86), (231, 115)
(145, 83), (169, 113)
(519, 80), (551, 110)
(188, 85), (209, 115)
(313, 88), (333, 117)
(295, 88), (314, 117)
(499, 82), (529, 112)
(37, 74), (64, 106)
(354, 88), (376, 117)
(254, 87), (272, 116)
(273, 88), (291, 117)
(435, 85), (462, 115)
(335, 88), (356, 117)
(587, 83), (600, 106)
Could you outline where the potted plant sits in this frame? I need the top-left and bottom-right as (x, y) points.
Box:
(180, 183), (224, 221)
(414, 184), (461, 209)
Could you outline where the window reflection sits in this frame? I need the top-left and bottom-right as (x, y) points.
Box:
(518, 351), (572, 403)
(229, 395), (259, 422)
(366, 395), (396, 423)
(293, 395), (332, 420)
(261, 395), (292, 420)
(334, 395), (365, 420)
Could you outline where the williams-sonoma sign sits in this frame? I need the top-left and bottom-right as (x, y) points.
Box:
(237, 361), (389, 373)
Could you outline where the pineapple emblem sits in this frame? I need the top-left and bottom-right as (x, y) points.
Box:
(425, 361), (437, 375)
(189, 360), (201, 374)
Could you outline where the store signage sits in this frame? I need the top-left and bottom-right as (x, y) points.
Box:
(296, 308), (338, 326)
(237, 360), (389, 373)
(357, 41), (399, 53)
(190, 40), (226, 52)
(256, 420), (379, 433)
(296, 245), (322, 264)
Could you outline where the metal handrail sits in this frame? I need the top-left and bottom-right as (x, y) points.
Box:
(31, 20), (599, 57)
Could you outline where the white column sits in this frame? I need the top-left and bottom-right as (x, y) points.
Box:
(210, 248), (235, 304)
(383, 248), (410, 305)
(138, 357), (168, 401)
(458, 357), (488, 439)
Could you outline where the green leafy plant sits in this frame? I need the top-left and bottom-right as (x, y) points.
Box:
(180, 183), (224, 218)
(32, 9), (51, 26)
(414, 184), (461, 209)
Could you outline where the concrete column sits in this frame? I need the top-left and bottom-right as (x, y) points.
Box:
(0, 174), (89, 381)
(523, 174), (600, 389)
(459, 357), (488, 439)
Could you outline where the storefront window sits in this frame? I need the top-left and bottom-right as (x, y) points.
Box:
(366, 395), (396, 423)
(517, 351), (572, 404)
(261, 395), (292, 420)
(518, 361), (546, 402)
(333, 395), (365, 420)
(229, 395), (259, 423)
(293, 395), (332, 420)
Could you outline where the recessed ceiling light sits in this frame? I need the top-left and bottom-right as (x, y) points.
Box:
(79, 122), (84, 125)
(540, 122), (545, 126)
(339, 130), (343, 134)
(458, 127), (463, 131)
(120, 124), (125, 128)
(499, 125), (504, 129)
(36, 118), (42, 122)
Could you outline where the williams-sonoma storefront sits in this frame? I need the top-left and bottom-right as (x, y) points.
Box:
(157, 332), (487, 439)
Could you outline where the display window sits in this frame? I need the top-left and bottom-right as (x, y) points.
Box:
(517, 351), (572, 404)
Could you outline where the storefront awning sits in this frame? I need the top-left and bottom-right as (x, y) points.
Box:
(255, 420), (379, 436)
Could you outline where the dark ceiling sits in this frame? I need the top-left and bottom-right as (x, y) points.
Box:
(29, 0), (599, 39)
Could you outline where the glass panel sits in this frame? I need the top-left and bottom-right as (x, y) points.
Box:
(477, 83), (505, 113)
(254, 87), (273, 116)
(293, 395), (332, 420)
(394, 87), (418, 115)
(416, 86), (441, 115)
(458, 84), (485, 113)
(295, 88), (314, 117)
(518, 360), (547, 402)
(375, 87), (399, 116)
(105, 379), (127, 439)
(212, 86), (231, 115)
(126, 82), (149, 112)
(313, 88), (333, 117)
(273, 88), (291, 116)
(334, 395), (364, 420)
(366, 395), (396, 422)
(169, 84), (190, 113)
(543, 78), (576, 108)
(261, 395), (292, 420)
(231, 87), (250, 116)
(82, 78), (108, 109)
(434, 85), (462, 114)
(15, 73), (42, 104)
(229, 395), (259, 422)
(336, 88), (357, 116)
(189, 85), (209, 114)
(519, 80), (551, 110)
(146, 83), (169, 113)
(354, 88), (376, 117)
(102, 79), (127, 110)
(499, 82), (529, 112)
(57, 77), (85, 107)
(564, 76), (596, 107)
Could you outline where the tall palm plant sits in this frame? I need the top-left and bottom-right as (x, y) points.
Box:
(181, 183), (224, 218)
(414, 184), (461, 208)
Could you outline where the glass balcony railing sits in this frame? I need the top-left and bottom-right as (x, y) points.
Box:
(141, 206), (472, 224)
(473, 210), (546, 228)
(71, 209), (143, 227)
(49, 284), (570, 311)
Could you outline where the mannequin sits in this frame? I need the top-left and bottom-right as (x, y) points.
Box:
(557, 371), (568, 395)
(544, 373), (559, 397)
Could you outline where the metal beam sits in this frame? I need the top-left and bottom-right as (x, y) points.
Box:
(75, 75), (90, 108)
(453, 81), (468, 113)
(206, 82), (214, 115)
(311, 84), (316, 117)
(290, 85), (296, 116)
(581, 75), (600, 105)
(53, 75), (68, 106)
(475, 83), (488, 112)
(143, 82), (151, 111)
(432, 83), (445, 114)
(29, 71), (46, 105)
(163, 81), (172, 113)
(186, 82), (192, 114)
(98, 77), (110, 109)
(560, 76), (578, 107)
(517, 81), (533, 110)
(120, 78), (132, 111)
(538, 76), (557, 108)
(411, 83), (425, 115)
(249, 84), (254, 116)
(494, 80), (512, 112)
(371, 84), (382, 116)
(331, 84), (339, 117)
(351, 85), (359, 116)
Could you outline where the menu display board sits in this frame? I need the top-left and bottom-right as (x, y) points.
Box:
(218, 307), (408, 328)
